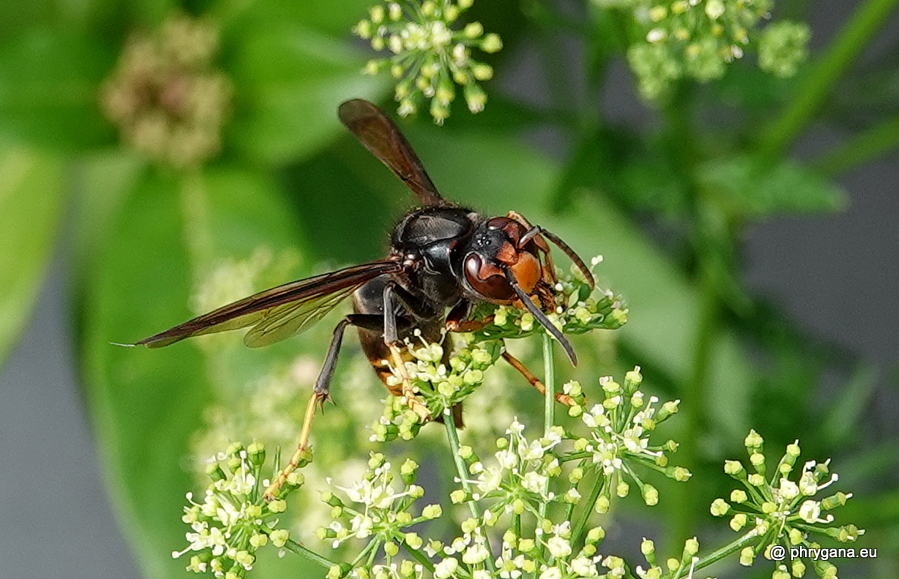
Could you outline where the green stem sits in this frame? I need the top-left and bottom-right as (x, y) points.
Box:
(280, 538), (335, 569)
(401, 539), (436, 573)
(443, 416), (498, 574)
(542, 333), (556, 435)
(681, 532), (760, 576)
(812, 114), (899, 176)
(669, 256), (720, 545)
(571, 473), (606, 548)
(757, 0), (899, 159)
(443, 416), (479, 521)
(537, 333), (556, 554)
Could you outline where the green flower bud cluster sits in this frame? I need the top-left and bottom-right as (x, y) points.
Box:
(591, 0), (810, 100)
(373, 339), (503, 441)
(100, 13), (232, 167)
(758, 20), (811, 78)
(411, 367), (685, 579)
(353, 0), (502, 123)
(570, 367), (689, 511)
(711, 430), (863, 576)
(320, 453), (442, 579)
(634, 536), (701, 579)
(174, 442), (299, 578)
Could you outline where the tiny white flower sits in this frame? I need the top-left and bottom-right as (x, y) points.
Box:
(462, 543), (490, 564)
(434, 557), (459, 579)
(539, 567), (562, 579)
(798, 500), (829, 524)
(522, 471), (547, 493)
(571, 555), (599, 577)
(778, 478), (800, 500)
(547, 536), (572, 558)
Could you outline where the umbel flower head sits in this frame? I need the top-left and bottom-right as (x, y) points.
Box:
(318, 453), (443, 579)
(387, 368), (685, 579)
(571, 367), (690, 509)
(592, 0), (810, 100)
(353, 0), (502, 123)
(711, 430), (863, 577)
(100, 13), (232, 167)
(173, 442), (302, 577)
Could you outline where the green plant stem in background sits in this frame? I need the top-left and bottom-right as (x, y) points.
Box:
(281, 538), (334, 569)
(813, 114), (899, 176)
(670, 265), (720, 545)
(542, 333), (556, 437)
(539, 333), (556, 555)
(443, 411), (498, 575)
(757, 0), (899, 159)
(690, 533), (759, 576)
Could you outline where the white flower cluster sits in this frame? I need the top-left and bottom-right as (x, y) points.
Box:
(314, 364), (697, 579)
(174, 443), (295, 578)
(320, 454), (442, 578)
(711, 431), (864, 572)
(572, 368), (688, 508)
(466, 418), (565, 504)
(353, 0), (502, 123)
(373, 339), (501, 441)
(491, 520), (604, 579)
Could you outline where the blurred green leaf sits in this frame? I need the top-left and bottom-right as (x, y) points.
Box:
(0, 145), (66, 368)
(226, 23), (386, 165)
(218, 0), (374, 36)
(80, 165), (311, 579)
(697, 155), (847, 217)
(0, 28), (114, 150)
(0, 0), (179, 36)
(71, 152), (146, 275)
(821, 363), (878, 449)
(283, 149), (397, 264)
(555, 128), (691, 217)
(80, 170), (211, 579)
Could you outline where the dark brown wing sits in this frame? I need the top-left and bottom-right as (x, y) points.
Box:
(134, 260), (403, 348)
(339, 99), (449, 207)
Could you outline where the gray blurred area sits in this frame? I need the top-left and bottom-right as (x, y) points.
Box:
(0, 259), (140, 577)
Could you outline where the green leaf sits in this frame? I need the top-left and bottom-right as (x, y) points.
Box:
(552, 128), (691, 217)
(70, 151), (147, 275)
(0, 145), (66, 368)
(80, 170), (211, 579)
(820, 363), (878, 449)
(79, 166), (312, 579)
(226, 23), (387, 165)
(218, 0), (374, 36)
(283, 149), (399, 264)
(697, 155), (848, 217)
(0, 28), (115, 151)
(0, 0), (177, 36)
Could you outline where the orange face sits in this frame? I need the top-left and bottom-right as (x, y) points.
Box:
(462, 217), (543, 304)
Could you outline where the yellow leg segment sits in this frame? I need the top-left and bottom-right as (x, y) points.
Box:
(388, 343), (431, 421)
(263, 391), (320, 500)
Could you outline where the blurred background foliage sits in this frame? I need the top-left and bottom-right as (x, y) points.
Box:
(1, 0), (898, 578)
